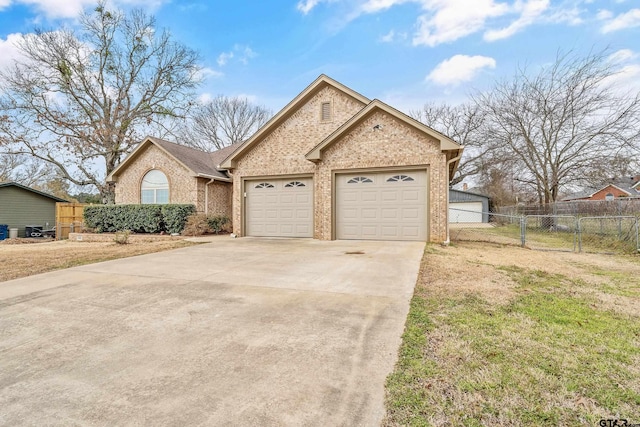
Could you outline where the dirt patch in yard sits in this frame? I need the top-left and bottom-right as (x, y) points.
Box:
(431, 242), (640, 316)
(0, 239), (198, 282)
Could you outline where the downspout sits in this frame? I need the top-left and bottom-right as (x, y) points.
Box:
(204, 178), (215, 215)
(444, 151), (463, 245)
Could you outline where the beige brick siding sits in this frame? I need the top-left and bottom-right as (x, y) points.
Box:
(114, 144), (231, 218)
(232, 86), (367, 234)
(231, 88), (450, 242)
(318, 111), (447, 242)
(206, 180), (232, 217)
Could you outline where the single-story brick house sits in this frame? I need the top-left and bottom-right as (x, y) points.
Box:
(108, 137), (237, 216)
(562, 176), (640, 201)
(108, 75), (463, 242)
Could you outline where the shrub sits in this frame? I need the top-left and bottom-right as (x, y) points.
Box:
(181, 214), (231, 236)
(207, 215), (230, 234)
(84, 204), (196, 234)
(162, 204), (196, 234)
(182, 214), (210, 236)
(114, 230), (130, 244)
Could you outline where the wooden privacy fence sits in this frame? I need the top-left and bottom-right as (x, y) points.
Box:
(55, 203), (87, 240)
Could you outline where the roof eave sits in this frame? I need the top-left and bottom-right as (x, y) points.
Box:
(0, 181), (69, 202)
(107, 136), (201, 182)
(106, 137), (154, 182)
(195, 173), (232, 183)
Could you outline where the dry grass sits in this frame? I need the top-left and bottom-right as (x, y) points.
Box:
(385, 241), (640, 426)
(0, 238), (197, 282)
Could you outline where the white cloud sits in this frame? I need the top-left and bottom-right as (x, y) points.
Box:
(412, 0), (510, 47)
(238, 45), (256, 65)
(0, 0), (170, 20)
(484, 0), (550, 42)
(546, 6), (583, 25)
(197, 93), (212, 104)
(601, 49), (640, 94)
(297, 0), (321, 14)
(608, 49), (636, 64)
(0, 33), (26, 70)
(217, 52), (233, 67)
(427, 54), (496, 86)
(361, 0), (409, 13)
(218, 45), (257, 66)
(601, 8), (640, 33)
(380, 30), (395, 42)
(197, 67), (223, 80)
(235, 93), (258, 103)
(596, 9), (613, 20)
(16, 0), (94, 19)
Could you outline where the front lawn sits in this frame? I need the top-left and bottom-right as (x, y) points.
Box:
(385, 242), (640, 426)
(0, 238), (198, 282)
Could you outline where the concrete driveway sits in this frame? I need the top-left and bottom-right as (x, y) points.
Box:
(0, 237), (424, 426)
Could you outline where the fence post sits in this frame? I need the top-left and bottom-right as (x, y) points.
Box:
(520, 217), (526, 247)
(578, 218), (583, 253)
(636, 217), (639, 253)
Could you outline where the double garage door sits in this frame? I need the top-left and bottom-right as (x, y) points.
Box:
(245, 170), (427, 241)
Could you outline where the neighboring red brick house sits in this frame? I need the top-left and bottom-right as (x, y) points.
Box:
(562, 177), (640, 201)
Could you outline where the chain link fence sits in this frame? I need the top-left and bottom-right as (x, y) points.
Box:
(449, 208), (523, 247)
(449, 207), (640, 254)
(578, 216), (639, 254)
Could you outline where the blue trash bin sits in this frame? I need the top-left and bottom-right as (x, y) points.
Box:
(0, 224), (8, 241)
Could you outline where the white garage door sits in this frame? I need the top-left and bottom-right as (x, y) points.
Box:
(336, 170), (427, 241)
(245, 177), (313, 237)
(449, 201), (483, 223)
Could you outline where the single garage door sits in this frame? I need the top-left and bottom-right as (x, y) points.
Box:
(449, 201), (483, 223)
(245, 177), (313, 237)
(336, 170), (427, 241)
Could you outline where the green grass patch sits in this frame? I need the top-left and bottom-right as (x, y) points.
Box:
(385, 252), (640, 426)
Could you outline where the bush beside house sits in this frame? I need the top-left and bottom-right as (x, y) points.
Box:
(84, 204), (196, 234)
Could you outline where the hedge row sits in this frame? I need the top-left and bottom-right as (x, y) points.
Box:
(83, 204), (196, 234)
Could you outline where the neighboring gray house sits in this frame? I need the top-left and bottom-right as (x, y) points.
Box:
(449, 189), (490, 223)
(0, 182), (68, 237)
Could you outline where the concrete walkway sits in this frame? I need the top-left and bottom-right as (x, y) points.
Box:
(0, 237), (424, 426)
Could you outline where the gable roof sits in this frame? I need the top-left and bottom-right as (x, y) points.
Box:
(305, 99), (463, 177)
(220, 74), (370, 169)
(561, 179), (640, 201)
(107, 136), (236, 182)
(0, 181), (69, 202)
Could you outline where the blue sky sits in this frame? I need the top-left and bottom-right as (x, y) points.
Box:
(0, 0), (639, 115)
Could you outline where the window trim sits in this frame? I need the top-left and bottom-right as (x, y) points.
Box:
(387, 174), (415, 182)
(347, 176), (373, 184)
(255, 182), (275, 189)
(140, 169), (169, 204)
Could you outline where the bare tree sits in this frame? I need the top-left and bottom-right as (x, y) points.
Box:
(581, 154), (639, 189)
(0, 2), (201, 203)
(0, 154), (57, 187)
(175, 95), (271, 151)
(476, 49), (640, 205)
(411, 102), (488, 186)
